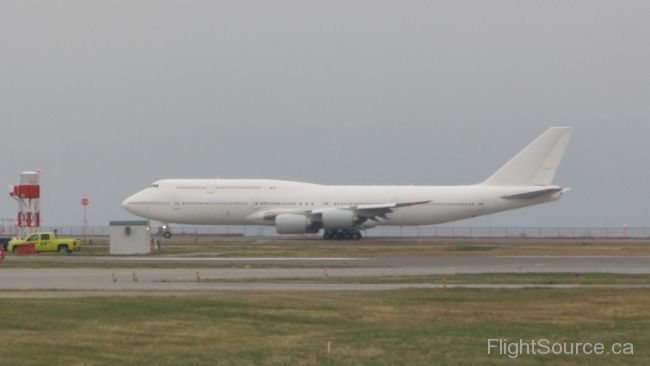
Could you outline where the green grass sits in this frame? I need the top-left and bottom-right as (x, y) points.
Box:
(0, 261), (313, 269)
(0, 289), (648, 365)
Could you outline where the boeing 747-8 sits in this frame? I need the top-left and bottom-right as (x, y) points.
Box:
(122, 127), (572, 240)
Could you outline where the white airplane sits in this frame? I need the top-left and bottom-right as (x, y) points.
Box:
(122, 127), (572, 240)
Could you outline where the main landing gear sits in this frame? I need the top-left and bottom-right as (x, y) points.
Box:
(323, 230), (362, 240)
(162, 224), (172, 239)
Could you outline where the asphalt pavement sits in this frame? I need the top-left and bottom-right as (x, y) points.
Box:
(1, 255), (649, 291)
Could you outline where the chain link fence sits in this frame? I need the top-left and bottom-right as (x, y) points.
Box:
(1, 226), (647, 239)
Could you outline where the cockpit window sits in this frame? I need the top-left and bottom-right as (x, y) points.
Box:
(152, 184), (159, 188)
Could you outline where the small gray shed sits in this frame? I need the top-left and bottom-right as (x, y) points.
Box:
(109, 220), (150, 255)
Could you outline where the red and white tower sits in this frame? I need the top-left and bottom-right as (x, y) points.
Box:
(9, 171), (40, 239)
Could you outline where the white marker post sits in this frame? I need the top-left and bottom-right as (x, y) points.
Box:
(327, 341), (331, 363)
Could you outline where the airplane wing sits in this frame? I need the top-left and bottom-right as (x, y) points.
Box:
(311, 201), (431, 222)
(249, 201), (431, 224)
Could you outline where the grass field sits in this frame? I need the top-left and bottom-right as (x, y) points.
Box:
(3, 238), (648, 364)
(11, 237), (650, 258)
(0, 289), (648, 365)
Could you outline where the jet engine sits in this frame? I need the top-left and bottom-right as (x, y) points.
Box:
(275, 214), (319, 234)
(321, 209), (355, 229)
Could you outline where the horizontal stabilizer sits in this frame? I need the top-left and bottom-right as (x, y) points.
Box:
(501, 187), (564, 199)
(482, 127), (572, 186)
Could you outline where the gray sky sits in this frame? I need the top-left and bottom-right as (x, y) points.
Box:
(1, 1), (648, 228)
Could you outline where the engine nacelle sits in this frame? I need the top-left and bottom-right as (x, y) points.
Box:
(322, 209), (354, 230)
(275, 214), (311, 234)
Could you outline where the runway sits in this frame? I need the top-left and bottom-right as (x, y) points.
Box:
(1, 255), (649, 291)
(4, 254), (650, 273)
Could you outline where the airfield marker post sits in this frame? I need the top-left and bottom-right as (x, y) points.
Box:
(443, 278), (446, 289)
(81, 198), (89, 245)
(327, 341), (331, 363)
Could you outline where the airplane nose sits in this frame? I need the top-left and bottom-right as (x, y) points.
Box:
(122, 195), (136, 214)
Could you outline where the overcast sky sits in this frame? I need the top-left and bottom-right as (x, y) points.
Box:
(1, 1), (648, 228)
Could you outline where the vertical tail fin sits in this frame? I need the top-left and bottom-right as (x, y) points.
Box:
(481, 127), (573, 186)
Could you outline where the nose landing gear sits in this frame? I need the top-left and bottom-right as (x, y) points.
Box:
(323, 230), (362, 240)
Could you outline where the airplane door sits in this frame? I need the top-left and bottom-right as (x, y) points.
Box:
(322, 197), (330, 207)
(477, 198), (485, 211)
(207, 181), (215, 194)
(173, 197), (180, 210)
(251, 197), (259, 211)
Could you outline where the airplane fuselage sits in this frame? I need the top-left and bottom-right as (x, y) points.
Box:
(123, 178), (562, 227)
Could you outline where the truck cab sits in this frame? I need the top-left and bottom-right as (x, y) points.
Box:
(29, 233), (53, 250)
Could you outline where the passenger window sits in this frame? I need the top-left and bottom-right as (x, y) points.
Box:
(27, 234), (38, 241)
(42, 234), (51, 240)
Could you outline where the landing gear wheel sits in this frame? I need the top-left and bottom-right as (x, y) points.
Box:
(351, 231), (361, 240)
(336, 232), (345, 240)
(163, 231), (172, 239)
(323, 232), (332, 240)
(344, 232), (352, 240)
